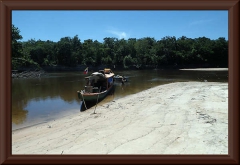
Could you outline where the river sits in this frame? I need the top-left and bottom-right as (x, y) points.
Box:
(12, 69), (228, 130)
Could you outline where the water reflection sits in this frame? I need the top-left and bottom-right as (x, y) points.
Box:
(12, 70), (228, 130)
(12, 107), (28, 125)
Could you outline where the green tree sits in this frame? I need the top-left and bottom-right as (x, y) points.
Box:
(56, 37), (73, 66)
(12, 24), (23, 69)
(114, 39), (129, 65)
(82, 39), (96, 65)
(192, 37), (214, 65)
(11, 26), (228, 70)
(175, 36), (194, 65)
(71, 35), (83, 65)
(102, 37), (118, 65)
(135, 37), (156, 66)
(12, 24), (23, 58)
(211, 37), (228, 67)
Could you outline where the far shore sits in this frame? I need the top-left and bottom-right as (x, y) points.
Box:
(12, 81), (228, 154)
(179, 68), (228, 71)
(14, 64), (228, 73)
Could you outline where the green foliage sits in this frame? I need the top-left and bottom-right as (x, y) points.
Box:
(11, 25), (40, 69)
(123, 55), (134, 68)
(12, 24), (228, 70)
(12, 25), (23, 59)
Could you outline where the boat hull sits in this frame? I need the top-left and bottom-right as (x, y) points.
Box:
(114, 76), (128, 82)
(77, 85), (114, 103)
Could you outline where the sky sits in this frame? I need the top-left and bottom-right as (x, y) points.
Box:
(12, 10), (228, 43)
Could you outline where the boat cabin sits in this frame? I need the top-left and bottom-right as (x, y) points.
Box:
(84, 69), (114, 93)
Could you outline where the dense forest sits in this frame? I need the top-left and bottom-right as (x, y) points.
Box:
(12, 24), (228, 71)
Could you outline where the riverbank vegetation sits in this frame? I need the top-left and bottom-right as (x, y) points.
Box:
(12, 24), (228, 71)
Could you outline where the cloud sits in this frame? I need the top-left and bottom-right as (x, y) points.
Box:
(107, 30), (128, 39)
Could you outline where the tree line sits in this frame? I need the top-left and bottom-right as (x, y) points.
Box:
(12, 24), (228, 70)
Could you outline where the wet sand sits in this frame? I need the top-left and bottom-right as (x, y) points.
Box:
(12, 81), (228, 154)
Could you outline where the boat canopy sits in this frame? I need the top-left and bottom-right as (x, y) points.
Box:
(85, 73), (105, 81)
(91, 72), (105, 77)
(85, 69), (114, 81)
(104, 68), (112, 74)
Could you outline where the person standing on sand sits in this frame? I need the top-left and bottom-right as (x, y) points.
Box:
(121, 76), (125, 91)
(121, 76), (126, 85)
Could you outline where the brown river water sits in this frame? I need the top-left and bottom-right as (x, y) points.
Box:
(12, 69), (228, 130)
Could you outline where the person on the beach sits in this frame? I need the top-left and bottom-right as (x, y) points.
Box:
(121, 76), (126, 85)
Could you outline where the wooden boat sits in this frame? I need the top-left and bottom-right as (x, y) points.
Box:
(114, 75), (128, 82)
(77, 68), (115, 104)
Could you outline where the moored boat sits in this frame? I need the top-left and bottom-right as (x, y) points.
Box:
(113, 75), (128, 83)
(77, 68), (115, 104)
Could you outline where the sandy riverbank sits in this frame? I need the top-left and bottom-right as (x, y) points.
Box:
(179, 68), (228, 71)
(12, 81), (228, 155)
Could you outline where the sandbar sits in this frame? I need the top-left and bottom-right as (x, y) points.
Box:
(179, 68), (228, 71)
(12, 81), (228, 155)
